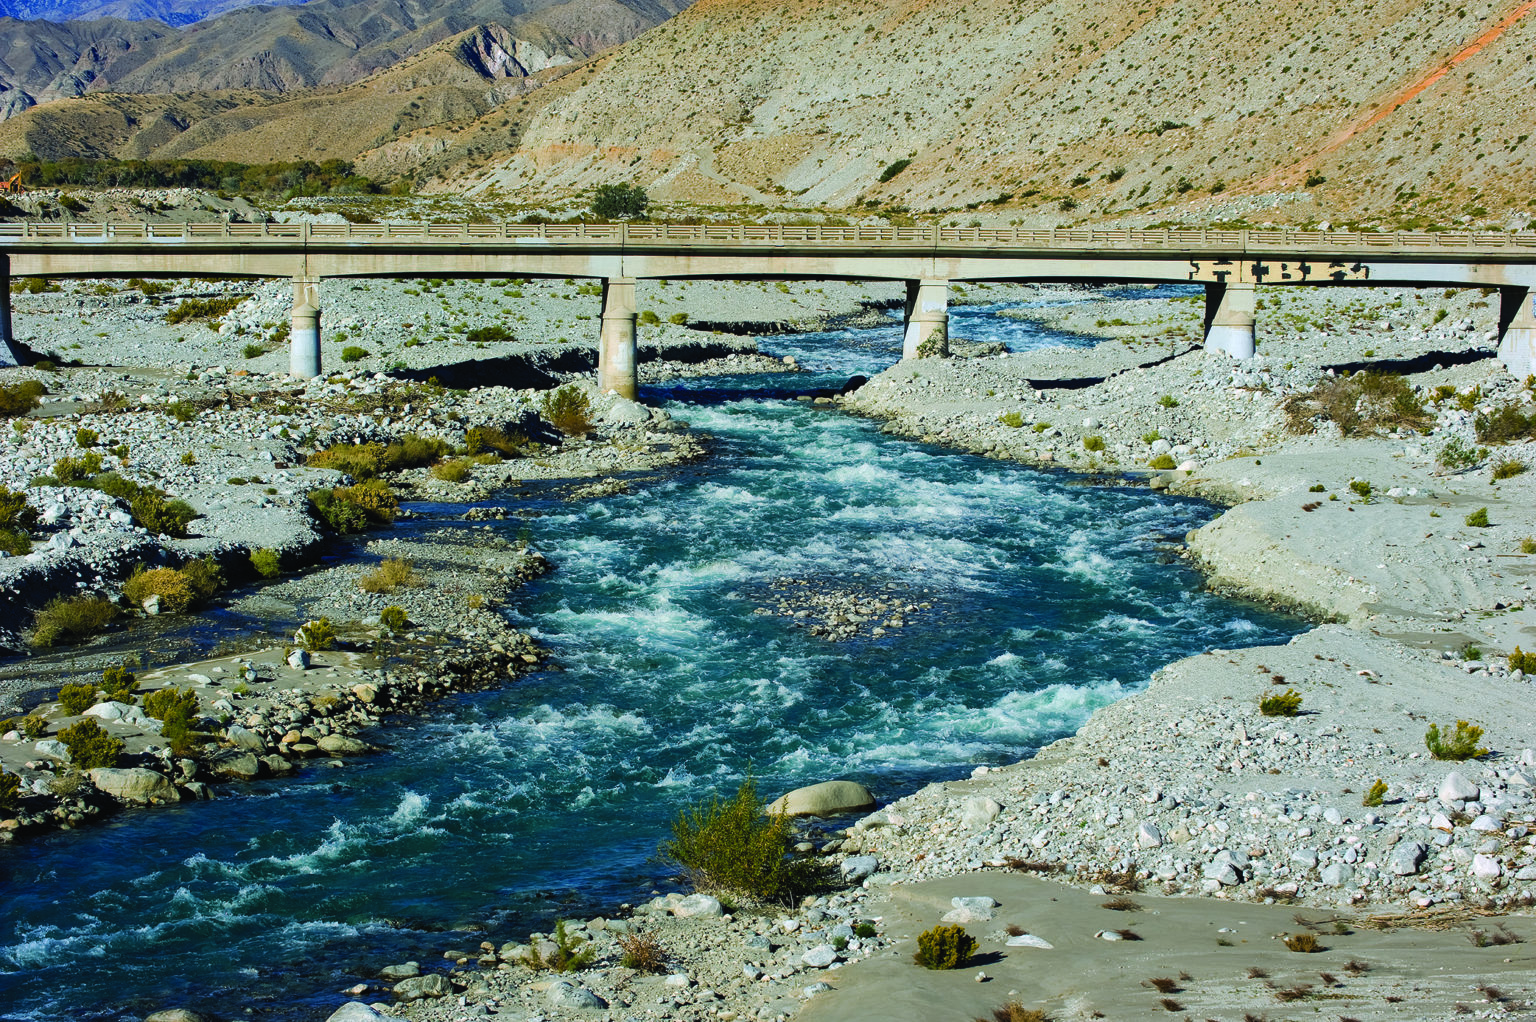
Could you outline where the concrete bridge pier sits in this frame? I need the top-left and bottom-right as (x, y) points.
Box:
(598, 276), (638, 399)
(1204, 281), (1256, 358)
(1497, 286), (1535, 377)
(903, 279), (949, 359)
(290, 277), (322, 379)
(0, 254), (17, 368)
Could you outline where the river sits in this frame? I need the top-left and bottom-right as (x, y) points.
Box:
(0, 288), (1301, 1021)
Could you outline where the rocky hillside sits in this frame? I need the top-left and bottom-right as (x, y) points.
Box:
(0, 0), (689, 116)
(467, 0), (1534, 226)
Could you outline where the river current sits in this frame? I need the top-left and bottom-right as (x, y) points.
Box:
(0, 289), (1301, 1021)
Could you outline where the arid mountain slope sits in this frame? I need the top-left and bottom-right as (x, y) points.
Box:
(0, 24), (598, 175)
(471, 0), (1535, 223)
(0, 0), (302, 29)
(0, 0), (688, 116)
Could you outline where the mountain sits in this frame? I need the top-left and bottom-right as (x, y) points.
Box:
(464, 0), (1534, 224)
(0, 0), (689, 117)
(0, 0), (305, 29)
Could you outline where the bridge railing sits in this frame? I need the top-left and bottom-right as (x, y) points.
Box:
(0, 221), (1533, 253)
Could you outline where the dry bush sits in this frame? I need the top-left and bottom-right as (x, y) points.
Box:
(1283, 372), (1428, 436)
(123, 566), (195, 613)
(976, 1004), (1048, 1022)
(616, 930), (669, 973)
(358, 558), (417, 594)
(1284, 933), (1324, 953)
(31, 595), (116, 647)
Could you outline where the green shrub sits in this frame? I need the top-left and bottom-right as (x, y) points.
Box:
(358, 558), (416, 594)
(539, 921), (597, 973)
(308, 488), (371, 533)
(31, 595), (116, 647)
(465, 425), (527, 457)
(309, 442), (387, 478)
(88, 471), (146, 503)
(0, 527), (29, 555)
(123, 565), (196, 612)
(638, 310), (661, 326)
(1465, 507), (1490, 527)
(1142, 430), (1161, 444)
(250, 548), (282, 578)
(242, 343), (264, 359)
(1148, 453), (1176, 470)
(101, 664), (136, 703)
(1308, 483), (1326, 492)
(1259, 688), (1302, 717)
(296, 617), (337, 651)
(1082, 435), (1105, 452)
(1474, 405), (1536, 444)
(58, 681), (99, 715)
(165, 296), (242, 324)
(130, 491), (199, 536)
(590, 182), (648, 220)
(1425, 720), (1488, 761)
(0, 379), (46, 417)
(1438, 436), (1488, 471)
(1362, 779), (1387, 807)
(466, 325), (513, 344)
(542, 385), (594, 437)
(340, 345), (368, 363)
(659, 776), (835, 905)
(1509, 645), (1536, 673)
(74, 427), (98, 448)
(1348, 479), (1372, 502)
(0, 770), (19, 812)
(998, 411), (1024, 428)
(379, 605), (408, 633)
(668, 312), (689, 326)
(166, 401), (199, 423)
(430, 457), (472, 482)
(0, 484), (39, 533)
(57, 718), (123, 769)
(19, 715), (47, 739)
(52, 451), (104, 484)
(914, 925), (976, 970)
(878, 158), (912, 183)
(1158, 395), (1179, 408)
(143, 686), (198, 722)
(1491, 457), (1526, 481)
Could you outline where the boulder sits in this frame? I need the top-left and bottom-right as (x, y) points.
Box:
(1439, 771), (1479, 803)
(287, 649), (310, 670)
(1471, 854), (1503, 879)
(671, 893), (723, 919)
(318, 734), (370, 756)
(1389, 841), (1428, 876)
(208, 750), (262, 781)
(378, 962), (419, 981)
(840, 855), (879, 882)
(324, 1004), (391, 1022)
(961, 796), (1002, 829)
(602, 398), (650, 425)
(801, 945), (838, 968)
(767, 780), (876, 817)
(89, 768), (179, 804)
(392, 973), (450, 1001)
(546, 980), (606, 1009)
(1135, 822), (1164, 849)
(1319, 862), (1354, 887)
(34, 739), (69, 761)
(224, 725), (266, 752)
(145, 1010), (209, 1022)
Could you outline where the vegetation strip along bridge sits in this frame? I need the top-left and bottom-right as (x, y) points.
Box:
(1, 223), (1533, 395)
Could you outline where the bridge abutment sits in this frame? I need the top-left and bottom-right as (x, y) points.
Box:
(290, 277), (322, 379)
(1498, 286), (1535, 377)
(599, 276), (638, 399)
(903, 279), (948, 359)
(1203, 281), (1256, 359)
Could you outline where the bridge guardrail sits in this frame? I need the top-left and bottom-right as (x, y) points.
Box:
(0, 221), (1532, 255)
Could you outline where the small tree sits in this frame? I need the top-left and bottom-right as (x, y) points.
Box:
(590, 183), (649, 221)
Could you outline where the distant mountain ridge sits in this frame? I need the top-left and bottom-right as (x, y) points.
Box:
(0, 0), (689, 117)
(0, 0), (303, 29)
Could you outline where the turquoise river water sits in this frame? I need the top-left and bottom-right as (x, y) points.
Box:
(0, 289), (1302, 1020)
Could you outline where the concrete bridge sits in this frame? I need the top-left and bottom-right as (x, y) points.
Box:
(1, 221), (1533, 397)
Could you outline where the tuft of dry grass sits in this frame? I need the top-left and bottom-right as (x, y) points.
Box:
(616, 930), (668, 973)
(1146, 977), (1180, 993)
(1102, 897), (1142, 912)
(977, 1004), (1048, 1022)
(358, 558), (418, 594)
(1284, 932), (1324, 953)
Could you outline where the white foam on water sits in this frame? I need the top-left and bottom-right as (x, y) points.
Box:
(389, 791), (432, 825)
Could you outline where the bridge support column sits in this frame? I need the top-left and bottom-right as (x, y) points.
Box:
(1497, 286), (1535, 377)
(0, 254), (17, 367)
(1204, 281), (1256, 359)
(598, 277), (638, 399)
(903, 279), (949, 359)
(290, 277), (322, 379)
